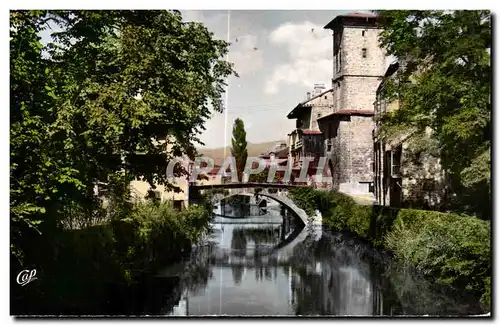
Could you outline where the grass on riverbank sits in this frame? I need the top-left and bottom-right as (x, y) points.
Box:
(288, 188), (491, 310)
(11, 200), (212, 315)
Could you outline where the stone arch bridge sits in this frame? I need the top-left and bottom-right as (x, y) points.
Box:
(188, 183), (314, 225)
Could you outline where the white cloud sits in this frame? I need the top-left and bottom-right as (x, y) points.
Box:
(229, 35), (263, 76)
(182, 10), (263, 76)
(265, 21), (332, 94)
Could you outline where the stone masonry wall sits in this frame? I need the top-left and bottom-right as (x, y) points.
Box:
(327, 116), (374, 193)
(401, 143), (447, 209)
(321, 23), (386, 194)
(341, 27), (386, 77)
(349, 116), (375, 183)
(334, 25), (384, 194)
(309, 89), (334, 131)
(331, 119), (351, 188)
(333, 26), (385, 112)
(331, 81), (341, 111)
(341, 76), (382, 111)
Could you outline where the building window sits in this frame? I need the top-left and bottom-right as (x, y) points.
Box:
(362, 48), (367, 58)
(317, 113), (322, 118)
(336, 82), (341, 109)
(173, 200), (183, 211)
(362, 30), (366, 37)
(326, 139), (332, 152)
(391, 145), (402, 177)
(336, 47), (342, 73)
(324, 96), (327, 99)
(146, 189), (161, 203)
(339, 47), (342, 69)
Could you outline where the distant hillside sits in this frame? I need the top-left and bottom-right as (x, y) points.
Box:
(197, 140), (286, 165)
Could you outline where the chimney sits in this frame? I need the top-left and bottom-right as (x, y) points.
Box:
(314, 83), (326, 95)
(306, 91), (311, 100)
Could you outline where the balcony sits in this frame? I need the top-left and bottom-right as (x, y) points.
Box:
(291, 155), (318, 171)
(290, 138), (303, 152)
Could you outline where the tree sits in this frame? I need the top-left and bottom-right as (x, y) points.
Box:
(230, 118), (248, 182)
(10, 10), (235, 260)
(376, 10), (491, 217)
(248, 169), (280, 183)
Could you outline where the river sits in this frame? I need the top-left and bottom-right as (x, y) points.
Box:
(13, 195), (484, 316)
(151, 196), (484, 316)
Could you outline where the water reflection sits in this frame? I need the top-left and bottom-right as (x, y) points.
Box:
(160, 199), (484, 316)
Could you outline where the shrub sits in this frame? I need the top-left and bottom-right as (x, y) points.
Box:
(385, 209), (491, 303)
(288, 188), (319, 216)
(12, 198), (212, 315)
(116, 201), (211, 269)
(481, 276), (491, 308)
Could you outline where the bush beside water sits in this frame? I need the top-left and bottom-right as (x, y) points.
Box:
(288, 188), (491, 310)
(11, 200), (212, 315)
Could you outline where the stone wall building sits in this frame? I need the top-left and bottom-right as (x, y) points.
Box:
(373, 62), (448, 209)
(316, 12), (386, 194)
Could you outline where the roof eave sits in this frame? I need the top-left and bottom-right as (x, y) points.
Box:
(318, 110), (375, 120)
(287, 103), (307, 119)
(324, 14), (378, 30)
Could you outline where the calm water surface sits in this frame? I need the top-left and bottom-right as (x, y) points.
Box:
(153, 197), (483, 316)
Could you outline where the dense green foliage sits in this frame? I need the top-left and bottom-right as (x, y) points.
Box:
(10, 10), (234, 262)
(288, 188), (491, 309)
(11, 10), (232, 314)
(249, 169), (280, 194)
(114, 201), (212, 269)
(248, 169), (280, 184)
(376, 10), (491, 218)
(12, 200), (212, 315)
(230, 118), (248, 182)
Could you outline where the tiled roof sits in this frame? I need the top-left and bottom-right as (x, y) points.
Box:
(260, 144), (289, 157)
(286, 88), (333, 119)
(302, 129), (323, 135)
(343, 12), (377, 18)
(207, 165), (221, 175)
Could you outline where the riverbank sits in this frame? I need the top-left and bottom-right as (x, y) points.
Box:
(167, 211), (484, 316)
(288, 188), (491, 311)
(11, 200), (212, 315)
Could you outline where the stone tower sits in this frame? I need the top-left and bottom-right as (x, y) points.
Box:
(320, 13), (386, 195)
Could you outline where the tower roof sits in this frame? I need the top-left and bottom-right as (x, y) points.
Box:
(324, 12), (379, 30)
(343, 12), (377, 18)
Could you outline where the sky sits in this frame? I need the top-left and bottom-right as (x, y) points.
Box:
(180, 10), (363, 148)
(38, 10), (368, 149)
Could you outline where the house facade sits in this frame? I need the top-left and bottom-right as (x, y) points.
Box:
(373, 62), (447, 209)
(196, 163), (223, 186)
(314, 12), (386, 195)
(286, 84), (330, 184)
(259, 143), (289, 166)
(130, 146), (190, 210)
(257, 142), (290, 181)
